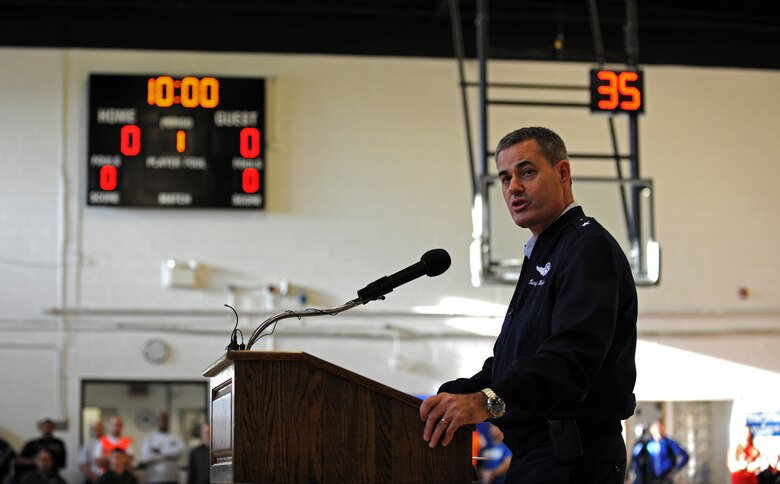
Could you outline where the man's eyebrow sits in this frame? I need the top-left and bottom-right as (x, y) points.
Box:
(497, 160), (532, 177)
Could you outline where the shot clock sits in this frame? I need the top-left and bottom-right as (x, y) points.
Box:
(87, 74), (266, 208)
(589, 69), (644, 114)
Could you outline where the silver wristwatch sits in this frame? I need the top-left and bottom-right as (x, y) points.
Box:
(481, 387), (506, 418)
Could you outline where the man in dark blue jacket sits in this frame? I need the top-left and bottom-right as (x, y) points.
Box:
(420, 126), (637, 483)
(632, 419), (688, 483)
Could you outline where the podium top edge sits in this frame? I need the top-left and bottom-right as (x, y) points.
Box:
(202, 350), (306, 376)
(202, 351), (423, 408)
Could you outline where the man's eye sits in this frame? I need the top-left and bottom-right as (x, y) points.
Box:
(522, 169), (534, 177)
(500, 176), (511, 184)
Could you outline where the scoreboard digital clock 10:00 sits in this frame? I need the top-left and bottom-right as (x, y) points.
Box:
(87, 74), (266, 208)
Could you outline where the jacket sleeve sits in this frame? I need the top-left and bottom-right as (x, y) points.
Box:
(670, 439), (689, 470)
(437, 356), (494, 395)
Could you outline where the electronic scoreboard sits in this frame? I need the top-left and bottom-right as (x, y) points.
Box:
(87, 74), (266, 208)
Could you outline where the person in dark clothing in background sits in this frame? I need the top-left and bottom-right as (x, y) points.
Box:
(420, 126), (638, 483)
(13, 419), (67, 483)
(0, 436), (16, 484)
(630, 424), (653, 484)
(96, 449), (136, 484)
(186, 423), (210, 484)
(632, 419), (688, 483)
(19, 449), (66, 484)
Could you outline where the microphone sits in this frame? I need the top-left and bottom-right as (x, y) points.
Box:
(244, 249), (451, 349)
(356, 248), (451, 304)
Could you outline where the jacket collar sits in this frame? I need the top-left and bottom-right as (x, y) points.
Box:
(525, 205), (585, 260)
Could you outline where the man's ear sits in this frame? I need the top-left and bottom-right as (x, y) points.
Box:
(557, 160), (571, 183)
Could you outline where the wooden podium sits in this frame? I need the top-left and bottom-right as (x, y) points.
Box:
(203, 351), (473, 483)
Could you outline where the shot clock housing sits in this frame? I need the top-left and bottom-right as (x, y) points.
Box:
(589, 68), (644, 114)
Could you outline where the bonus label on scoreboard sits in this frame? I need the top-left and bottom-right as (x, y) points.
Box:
(87, 74), (266, 208)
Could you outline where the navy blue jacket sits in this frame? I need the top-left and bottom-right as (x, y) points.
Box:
(440, 206), (637, 453)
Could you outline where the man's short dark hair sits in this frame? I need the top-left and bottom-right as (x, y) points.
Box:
(495, 126), (568, 166)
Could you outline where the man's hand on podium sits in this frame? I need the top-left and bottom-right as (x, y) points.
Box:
(419, 392), (491, 448)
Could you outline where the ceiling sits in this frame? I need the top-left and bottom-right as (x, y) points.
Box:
(1, 0), (779, 70)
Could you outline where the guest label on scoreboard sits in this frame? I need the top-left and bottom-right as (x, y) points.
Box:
(87, 74), (266, 208)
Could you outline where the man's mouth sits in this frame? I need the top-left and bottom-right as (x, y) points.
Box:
(511, 198), (529, 212)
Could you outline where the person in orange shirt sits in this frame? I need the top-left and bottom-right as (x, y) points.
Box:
(93, 417), (133, 477)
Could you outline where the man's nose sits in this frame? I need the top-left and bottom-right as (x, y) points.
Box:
(508, 176), (524, 193)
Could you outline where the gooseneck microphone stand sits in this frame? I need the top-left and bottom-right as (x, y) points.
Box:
(244, 248), (451, 350)
(245, 298), (363, 350)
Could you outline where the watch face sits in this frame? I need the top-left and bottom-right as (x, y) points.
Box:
(488, 397), (506, 417)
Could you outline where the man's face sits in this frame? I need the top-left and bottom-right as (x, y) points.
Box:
(110, 451), (129, 474)
(496, 139), (571, 236)
(488, 424), (504, 443)
(650, 422), (664, 440)
(158, 412), (169, 433)
(40, 420), (55, 437)
(109, 417), (123, 437)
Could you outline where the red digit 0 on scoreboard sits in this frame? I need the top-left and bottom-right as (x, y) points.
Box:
(99, 166), (117, 191)
(242, 168), (260, 194)
(120, 124), (141, 156)
(239, 127), (261, 159)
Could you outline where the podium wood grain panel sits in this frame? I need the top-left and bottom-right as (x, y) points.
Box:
(204, 351), (472, 483)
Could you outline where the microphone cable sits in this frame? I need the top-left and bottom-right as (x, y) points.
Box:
(224, 304), (245, 351)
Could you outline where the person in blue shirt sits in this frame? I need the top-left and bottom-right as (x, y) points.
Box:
(478, 424), (512, 484)
(632, 419), (689, 483)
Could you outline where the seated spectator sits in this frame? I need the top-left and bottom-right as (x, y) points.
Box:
(96, 449), (136, 484)
(19, 449), (66, 484)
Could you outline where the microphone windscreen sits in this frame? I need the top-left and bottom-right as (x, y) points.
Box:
(421, 248), (451, 277)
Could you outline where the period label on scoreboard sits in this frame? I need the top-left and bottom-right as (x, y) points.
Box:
(87, 74), (266, 208)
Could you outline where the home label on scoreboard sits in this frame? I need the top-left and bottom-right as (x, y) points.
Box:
(87, 74), (266, 208)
